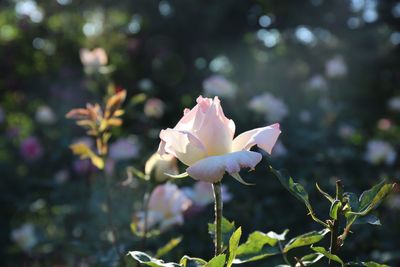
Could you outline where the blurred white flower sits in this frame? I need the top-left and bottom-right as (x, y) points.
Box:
(109, 137), (139, 161)
(182, 181), (232, 207)
(35, 105), (56, 124)
(144, 98), (165, 119)
(136, 183), (192, 232)
(79, 48), (108, 73)
(145, 152), (178, 182)
(11, 224), (37, 251)
(248, 93), (289, 122)
(364, 140), (396, 165)
(307, 74), (328, 91)
(388, 96), (400, 112)
(325, 55), (347, 78)
(202, 75), (236, 98)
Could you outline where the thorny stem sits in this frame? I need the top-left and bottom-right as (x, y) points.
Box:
(212, 181), (223, 256)
(329, 180), (343, 267)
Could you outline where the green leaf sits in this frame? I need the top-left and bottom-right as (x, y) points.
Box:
(283, 229), (329, 253)
(156, 237), (182, 258)
(205, 254), (226, 267)
(316, 183), (334, 203)
(345, 192), (360, 211)
(127, 166), (149, 181)
(270, 167), (327, 227)
(345, 261), (389, 267)
(234, 230), (286, 264)
(226, 227), (242, 267)
(361, 261), (390, 267)
(230, 173), (254, 185)
(165, 172), (189, 179)
(271, 167), (311, 209)
(311, 246), (344, 266)
(127, 251), (181, 267)
(296, 253), (324, 266)
(179, 256), (207, 267)
(208, 217), (236, 251)
(353, 214), (381, 226)
(348, 181), (394, 216)
(330, 200), (342, 220)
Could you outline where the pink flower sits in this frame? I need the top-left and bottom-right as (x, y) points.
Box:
(158, 96), (281, 183)
(20, 137), (43, 161)
(144, 98), (165, 118)
(136, 183), (192, 232)
(79, 48), (108, 73)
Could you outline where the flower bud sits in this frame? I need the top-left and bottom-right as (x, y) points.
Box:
(145, 153), (178, 183)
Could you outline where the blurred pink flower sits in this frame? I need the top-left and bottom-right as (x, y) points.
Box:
(158, 96), (281, 183)
(183, 181), (232, 208)
(109, 137), (139, 160)
(73, 159), (96, 175)
(20, 137), (43, 161)
(79, 48), (108, 73)
(248, 93), (289, 122)
(325, 55), (347, 78)
(136, 183), (192, 232)
(202, 75), (236, 98)
(144, 98), (165, 118)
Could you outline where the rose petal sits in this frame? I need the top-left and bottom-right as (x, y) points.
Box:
(159, 129), (207, 166)
(186, 151), (262, 183)
(232, 123), (281, 154)
(194, 96), (235, 156)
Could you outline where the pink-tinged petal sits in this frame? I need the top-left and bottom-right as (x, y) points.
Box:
(232, 123), (281, 154)
(194, 97), (235, 156)
(186, 151), (262, 183)
(159, 129), (207, 166)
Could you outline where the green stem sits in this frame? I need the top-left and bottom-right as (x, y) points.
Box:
(141, 182), (152, 249)
(329, 180), (343, 267)
(212, 181), (223, 256)
(279, 240), (292, 266)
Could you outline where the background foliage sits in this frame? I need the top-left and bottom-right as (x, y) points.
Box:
(0, 0), (399, 266)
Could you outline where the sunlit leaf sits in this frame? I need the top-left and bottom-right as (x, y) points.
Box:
(295, 253), (324, 266)
(226, 227), (241, 267)
(127, 251), (181, 267)
(283, 229), (329, 253)
(311, 246), (344, 266)
(204, 254), (226, 267)
(69, 143), (104, 169)
(156, 237), (183, 258)
(316, 183), (334, 203)
(234, 230), (286, 263)
(179, 255), (207, 267)
(329, 200), (342, 220)
(166, 172), (189, 179)
(208, 217), (236, 251)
